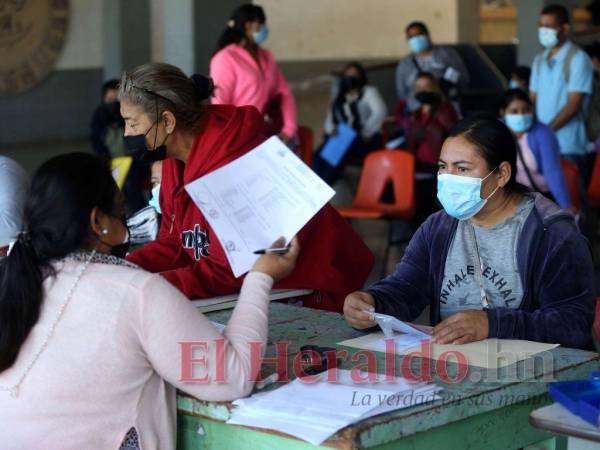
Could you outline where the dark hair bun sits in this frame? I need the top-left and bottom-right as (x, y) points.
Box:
(190, 74), (214, 102)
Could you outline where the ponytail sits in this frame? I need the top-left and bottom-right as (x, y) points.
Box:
(215, 4), (266, 53)
(0, 236), (45, 371)
(0, 153), (116, 372)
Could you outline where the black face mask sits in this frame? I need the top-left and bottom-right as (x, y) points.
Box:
(340, 76), (363, 93)
(124, 121), (168, 162)
(415, 91), (440, 105)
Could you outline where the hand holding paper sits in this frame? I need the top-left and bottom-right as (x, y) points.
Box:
(185, 136), (335, 277)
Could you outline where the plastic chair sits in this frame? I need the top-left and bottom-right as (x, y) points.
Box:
(297, 126), (314, 166)
(588, 153), (600, 209)
(561, 159), (581, 211)
(337, 149), (416, 275)
(111, 156), (133, 190)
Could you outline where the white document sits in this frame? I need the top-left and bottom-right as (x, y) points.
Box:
(227, 369), (441, 446)
(185, 136), (335, 277)
(371, 312), (432, 340)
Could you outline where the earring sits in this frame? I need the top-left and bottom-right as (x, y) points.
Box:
(101, 229), (109, 235)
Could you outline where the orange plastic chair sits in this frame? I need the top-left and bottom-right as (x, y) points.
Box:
(297, 126), (314, 166)
(337, 149), (416, 275)
(561, 159), (581, 211)
(588, 153), (600, 209)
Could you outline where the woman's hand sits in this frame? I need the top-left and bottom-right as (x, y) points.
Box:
(343, 291), (377, 329)
(250, 237), (300, 283)
(432, 310), (489, 344)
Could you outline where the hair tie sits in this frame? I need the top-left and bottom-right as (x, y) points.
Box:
(7, 231), (32, 257)
(190, 74), (214, 102)
(227, 19), (235, 28)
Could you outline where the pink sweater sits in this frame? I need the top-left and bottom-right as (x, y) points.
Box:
(0, 260), (273, 449)
(210, 44), (298, 138)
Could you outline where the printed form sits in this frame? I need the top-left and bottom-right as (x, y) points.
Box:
(185, 136), (335, 277)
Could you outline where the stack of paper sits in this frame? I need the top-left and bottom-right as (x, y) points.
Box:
(227, 369), (441, 445)
(192, 289), (312, 313)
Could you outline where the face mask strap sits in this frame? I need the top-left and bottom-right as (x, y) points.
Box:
(481, 167), (501, 200)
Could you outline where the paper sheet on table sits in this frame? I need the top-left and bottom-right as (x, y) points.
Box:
(338, 333), (559, 369)
(320, 123), (357, 167)
(227, 369), (441, 446)
(185, 136), (335, 277)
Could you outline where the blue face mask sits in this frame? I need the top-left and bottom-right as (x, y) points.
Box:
(538, 27), (559, 49)
(253, 24), (269, 45)
(504, 113), (533, 134)
(437, 170), (499, 221)
(148, 184), (161, 214)
(408, 35), (429, 54)
(509, 79), (521, 89)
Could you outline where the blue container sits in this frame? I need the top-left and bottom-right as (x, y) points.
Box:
(548, 372), (600, 426)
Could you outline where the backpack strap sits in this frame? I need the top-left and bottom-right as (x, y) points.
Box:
(562, 43), (579, 83)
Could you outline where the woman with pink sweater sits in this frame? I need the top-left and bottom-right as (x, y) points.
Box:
(210, 4), (298, 142)
(0, 153), (299, 449)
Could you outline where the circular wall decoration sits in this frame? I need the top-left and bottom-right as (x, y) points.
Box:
(0, 0), (70, 95)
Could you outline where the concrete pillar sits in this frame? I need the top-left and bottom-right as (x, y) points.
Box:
(192, 0), (247, 74)
(455, 0), (481, 44)
(103, 0), (151, 80)
(151, 0), (196, 70)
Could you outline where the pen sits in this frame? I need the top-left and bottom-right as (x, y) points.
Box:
(256, 372), (279, 390)
(253, 247), (289, 255)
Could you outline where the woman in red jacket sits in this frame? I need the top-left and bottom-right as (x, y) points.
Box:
(118, 62), (373, 312)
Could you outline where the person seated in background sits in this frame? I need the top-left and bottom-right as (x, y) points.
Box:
(343, 114), (595, 349)
(90, 79), (127, 160)
(0, 156), (28, 257)
(313, 62), (387, 185)
(500, 88), (573, 210)
(0, 152), (299, 448)
(395, 21), (469, 121)
(91, 79), (149, 213)
(120, 62), (374, 312)
(210, 3), (297, 144)
(509, 66), (531, 91)
(407, 71), (458, 224)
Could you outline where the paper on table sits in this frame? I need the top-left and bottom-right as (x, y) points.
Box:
(227, 369), (441, 446)
(338, 333), (559, 369)
(185, 136), (335, 277)
(371, 312), (432, 339)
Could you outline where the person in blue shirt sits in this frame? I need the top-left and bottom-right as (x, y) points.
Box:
(500, 88), (573, 211)
(530, 4), (595, 213)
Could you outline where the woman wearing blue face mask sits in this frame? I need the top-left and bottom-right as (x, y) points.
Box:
(343, 113), (595, 349)
(210, 3), (297, 144)
(500, 88), (572, 210)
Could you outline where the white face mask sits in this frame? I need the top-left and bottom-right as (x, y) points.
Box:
(538, 26), (559, 49)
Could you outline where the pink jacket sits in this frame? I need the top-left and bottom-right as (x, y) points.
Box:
(0, 260), (273, 449)
(210, 44), (298, 138)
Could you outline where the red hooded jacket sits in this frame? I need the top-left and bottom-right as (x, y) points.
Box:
(127, 104), (374, 312)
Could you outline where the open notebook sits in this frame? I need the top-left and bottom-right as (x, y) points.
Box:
(192, 289), (313, 313)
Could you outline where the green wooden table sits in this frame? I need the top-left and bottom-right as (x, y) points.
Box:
(177, 303), (600, 450)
